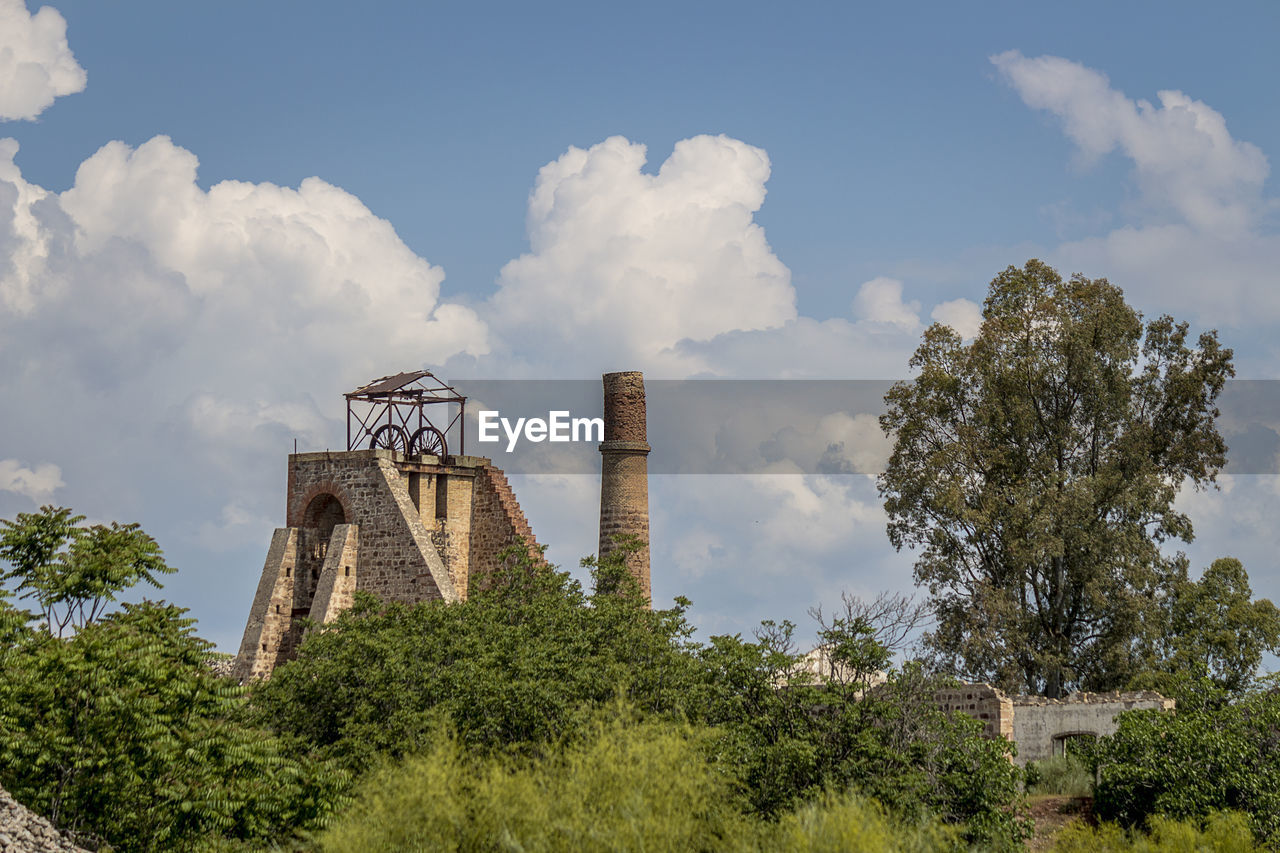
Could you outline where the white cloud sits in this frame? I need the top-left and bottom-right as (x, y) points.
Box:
(0, 458), (62, 502)
(930, 297), (982, 339)
(991, 50), (1269, 234)
(670, 310), (928, 380)
(989, 52), (1280, 356)
(0, 0), (85, 121)
(0, 133), (490, 632)
(852, 277), (921, 330)
(1, 135), (488, 403)
(488, 134), (795, 373)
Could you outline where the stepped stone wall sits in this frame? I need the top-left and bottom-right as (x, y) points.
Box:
(233, 450), (539, 680)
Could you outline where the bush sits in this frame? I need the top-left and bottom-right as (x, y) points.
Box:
(767, 789), (962, 853)
(0, 603), (347, 852)
(1050, 811), (1256, 852)
(1026, 755), (1093, 798)
(318, 715), (753, 853)
(251, 552), (701, 768)
(319, 713), (967, 853)
(1092, 692), (1280, 845)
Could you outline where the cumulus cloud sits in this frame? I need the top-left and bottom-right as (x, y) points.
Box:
(851, 277), (921, 330)
(0, 458), (63, 502)
(1, 135), (488, 402)
(488, 134), (795, 373)
(991, 50), (1269, 234)
(930, 297), (982, 339)
(0, 0), (85, 121)
(989, 51), (1280, 352)
(0, 133), (490, 642)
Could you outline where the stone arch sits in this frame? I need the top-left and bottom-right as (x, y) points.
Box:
(302, 492), (347, 542)
(289, 480), (353, 530)
(1051, 730), (1098, 758)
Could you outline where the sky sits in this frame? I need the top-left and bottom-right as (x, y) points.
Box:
(2, 0), (1280, 656)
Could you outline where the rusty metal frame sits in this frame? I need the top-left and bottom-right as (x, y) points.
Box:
(344, 370), (467, 456)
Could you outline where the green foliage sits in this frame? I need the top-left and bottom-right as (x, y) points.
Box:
(1025, 755), (1094, 798)
(0, 505), (174, 637)
(319, 713), (966, 853)
(1050, 811), (1258, 852)
(251, 548), (701, 768)
(1132, 557), (1280, 699)
(767, 788), (963, 853)
(0, 506), (345, 851)
(0, 601), (348, 851)
(1091, 692), (1280, 845)
(259, 549), (1029, 849)
(319, 714), (752, 853)
(696, 626), (1029, 848)
(879, 259), (1234, 697)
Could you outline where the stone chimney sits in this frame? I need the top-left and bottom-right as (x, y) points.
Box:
(598, 371), (651, 605)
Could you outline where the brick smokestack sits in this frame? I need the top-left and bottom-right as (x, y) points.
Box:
(598, 371), (651, 605)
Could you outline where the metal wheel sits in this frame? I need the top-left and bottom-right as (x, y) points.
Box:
(409, 425), (447, 458)
(370, 424), (409, 453)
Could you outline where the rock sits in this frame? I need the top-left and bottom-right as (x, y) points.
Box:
(0, 786), (90, 853)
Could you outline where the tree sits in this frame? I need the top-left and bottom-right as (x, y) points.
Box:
(250, 545), (703, 767)
(879, 260), (1234, 697)
(255, 545), (1030, 848)
(1091, 691), (1280, 845)
(0, 507), (346, 851)
(0, 602), (347, 851)
(0, 505), (173, 637)
(1133, 556), (1280, 700)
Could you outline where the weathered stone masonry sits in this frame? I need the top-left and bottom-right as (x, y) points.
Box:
(942, 684), (1174, 766)
(598, 371), (651, 605)
(233, 450), (538, 680)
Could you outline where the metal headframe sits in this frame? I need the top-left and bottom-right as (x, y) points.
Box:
(344, 370), (467, 456)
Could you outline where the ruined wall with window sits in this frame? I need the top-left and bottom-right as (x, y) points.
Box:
(938, 683), (1175, 766)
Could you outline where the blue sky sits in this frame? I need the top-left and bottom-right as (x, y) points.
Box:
(2, 0), (1280, 655)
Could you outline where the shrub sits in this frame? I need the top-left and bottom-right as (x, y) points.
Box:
(1092, 692), (1280, 845)
(319, 714), (968, 853)
(1050, 811), (1256, 852)
(318, 715), (753, 853)
(1026, 755), (1094, 798)
(0, 603), (347, 852)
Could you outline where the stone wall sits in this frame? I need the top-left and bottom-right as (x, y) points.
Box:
(936, 683), (1014, 741)
(234, 449), (540, 680)
(467, 463), (540, 592)
(307, 523), (359, 624)
(934, 683), (1175, 765)
(286, 451), (456, 606)
(1009, 691), (1175, 765)
(232, 527), (299, 681)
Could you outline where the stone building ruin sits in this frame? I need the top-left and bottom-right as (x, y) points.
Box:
(938, 684), (1174, 766)
(597, 371), (652, 604)
(231, 369), (1169, 761)
(232, 369), (652, 681)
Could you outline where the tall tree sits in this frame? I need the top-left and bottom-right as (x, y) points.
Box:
(879, 260), (1234, 697)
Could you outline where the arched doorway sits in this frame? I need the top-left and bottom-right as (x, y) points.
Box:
(1051, 731), (1098, 758)
(302, 493), (346, 544)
